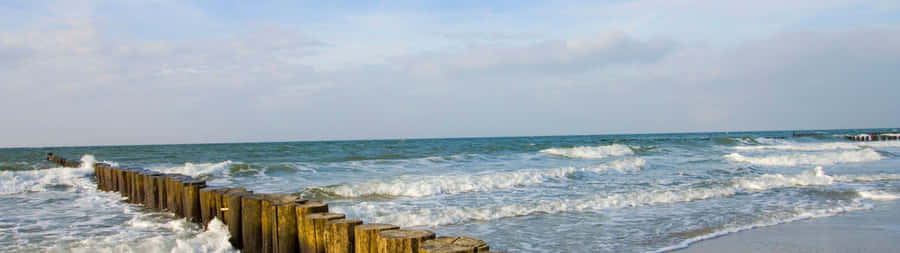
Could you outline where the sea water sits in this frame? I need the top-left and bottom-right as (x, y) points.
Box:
(2, 129), (900, 252)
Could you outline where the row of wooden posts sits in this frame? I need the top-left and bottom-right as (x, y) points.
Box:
(47, 153), (502, 253)
(845, 133), (900, 141)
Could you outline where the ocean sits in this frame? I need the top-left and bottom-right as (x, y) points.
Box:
(2, 129), (900, 252)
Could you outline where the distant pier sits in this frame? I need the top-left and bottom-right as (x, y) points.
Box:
(47, 153), (504, 253)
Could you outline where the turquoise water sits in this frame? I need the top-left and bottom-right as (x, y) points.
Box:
(2, 129), (900, 252)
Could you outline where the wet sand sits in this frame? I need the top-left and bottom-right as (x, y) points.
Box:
(675, 200), (900, 253)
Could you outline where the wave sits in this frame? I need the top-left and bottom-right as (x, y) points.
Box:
(304, 158), (646, 198)
(723, 149), (882, 166)
(539, 144), (636, 159)
(334, 185), (738, 227)
(150, 161), (233, 177)
(656, 200), (872, 252)
(335, 167), (900, 227)
(0, 155), (99, 195)
(735, 141), (900, 151)
(857, 190), (900, 200)
(58, 216), (236, 252)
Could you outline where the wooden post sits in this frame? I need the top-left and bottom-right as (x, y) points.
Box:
(419, 240), (474, 253)
(376, 229), (436, 253)
(154, 175), (168, 211)
(258, 194), (301, 253)
(275, 202), (303, 253)
(303, 212), (345, 253)
(214, 188), (230, 222)
(295, 201), (328, 253)
(133, 169), (145, 204)
(324, 218), (363, 253)
(242, 194), (264, 253)
(118, 168), (128, 197)
(225, 190), (252, 249)
(200, 186), (225, 226)
(183, 179), (206, 223)
(431, 237), (489, 252)
(354, 224), (399, 253)
(143, 172), (161, 209)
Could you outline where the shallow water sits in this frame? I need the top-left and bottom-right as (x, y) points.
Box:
(2, 129), (900, 252)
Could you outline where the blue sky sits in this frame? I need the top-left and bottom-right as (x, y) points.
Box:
(1, 0), (899, 147)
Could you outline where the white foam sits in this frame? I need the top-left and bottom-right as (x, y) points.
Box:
(655, 201), (873, 252)
(857, 191), (900, 200)
(151, 161), (233, 177)
(540, 144), (635, 159)
(320, 158), (646, 198)
(335, 185), (737, 227)
(734, 167), (834, 190)
(723, 149), (882, 166)
(0, 155), (99, 195)
(735, 141), (900, 151)
(58, 217), (236, 253)
(336, 167), (900, 227)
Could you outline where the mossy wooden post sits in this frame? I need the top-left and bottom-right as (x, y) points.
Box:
(225, 190), (252, 249)
(355, 224), (399, 253)
(295, 201), (328, 253)
(214, 188), (231, 222)
(419, 240), (474, 253)
(126, 169), (136, 202)
(154, 175), (168, 211)
(260, 196), (276, 253)
(303, 212), (345, 253)
(143, 172), (161, 209)
(242, 194), (264, 253)
(324, 218), (363, 253)
(274, 201), (303, 253)
(117, 168), (128, 197)
(376, 229), (436, 253)
(431, 237), (489, 252)
(199, 187), (224, 226)
(134, 169), (146, 204)
(183, 179), (206, 223)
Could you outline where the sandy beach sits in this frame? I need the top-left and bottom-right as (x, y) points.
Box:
(675, 200), (900, 253)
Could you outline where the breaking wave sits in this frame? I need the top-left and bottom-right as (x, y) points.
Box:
(306, 158), (647, 198)
(335, 167), (900, 227)
(150, 161), (233, 177)
(735, 141), (900, 151)
(723, 149), (882, 166)
(540, 144), (636, 159)
(0, 155), (101, 195)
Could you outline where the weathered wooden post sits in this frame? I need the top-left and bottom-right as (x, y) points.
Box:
(242, 194), (265, 253)
(183, 179), (207, 223)
(376, 229), (436, 253)
(143, 171), (162, 209)
(324, 218), (363, 253)
(154, 175), (168, 211)
(117, 168), (128, 197)
(225, 189), (252, 249)
(200, 186), (225, 226)
(354, 224), (399, 253)
(430, 237), (489, 252)
(303, 212), (345, 253)
(419, 240), (474, 253)
(274, 200), (306, 253)
(295, 201), (328, 253)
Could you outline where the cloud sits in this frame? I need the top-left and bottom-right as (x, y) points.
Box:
(1, 1), (899, 147)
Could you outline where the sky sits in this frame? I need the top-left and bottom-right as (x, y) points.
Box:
(1, 0), (899, 147)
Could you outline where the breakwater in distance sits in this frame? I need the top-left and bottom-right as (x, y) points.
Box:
(46, 153), (502, 253)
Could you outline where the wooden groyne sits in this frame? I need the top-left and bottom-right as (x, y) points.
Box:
(843, 132), (900, 142)
(47, 153), (505, 253)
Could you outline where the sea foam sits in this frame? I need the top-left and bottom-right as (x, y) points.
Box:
(335, 167), (900, 227)
(151, 161), (233, 177)
(0, 155), (101, 195)
(313, 158), (646, 198)
(735, 140), (900, 151)
(540, 144), (635, 159)
(723, 149), (882, 166)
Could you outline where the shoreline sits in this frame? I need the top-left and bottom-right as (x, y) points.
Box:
(672, 200), (900, 252)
